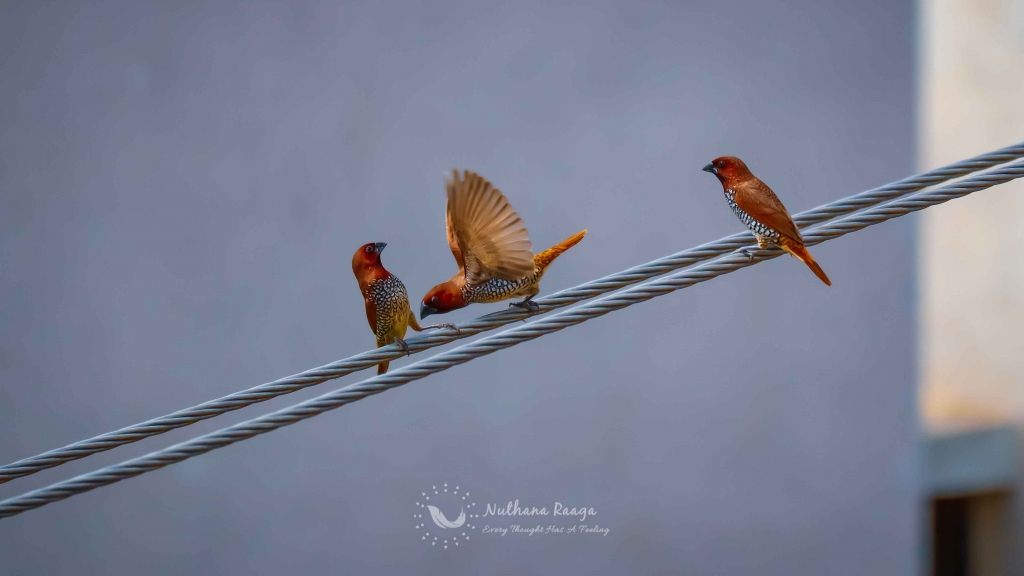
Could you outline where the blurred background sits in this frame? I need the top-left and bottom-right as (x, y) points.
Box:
(919, 1), (1024, 575)
(0, 0), (1018, 574)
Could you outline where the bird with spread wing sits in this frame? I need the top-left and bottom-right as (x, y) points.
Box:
(420, 170), (587, 318)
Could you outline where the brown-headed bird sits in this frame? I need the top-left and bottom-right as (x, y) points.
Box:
(703, 156), (831, 286)
(420, 170), (587, 318)
(352, 242), (454, 374)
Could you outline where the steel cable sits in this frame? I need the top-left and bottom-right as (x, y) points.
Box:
(1, 142), (1021, 485)
(1, 158), (1021, 519)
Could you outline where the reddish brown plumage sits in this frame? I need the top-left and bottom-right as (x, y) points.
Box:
(419, 279), (466, 316)
(534, 229), (587, 271)
(352, 242), (426, 374)
(352, 243), (390, 336)
(704, 156), (832, 286)
(420, 170), (586, 318)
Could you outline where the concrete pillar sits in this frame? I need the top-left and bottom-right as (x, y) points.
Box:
(919, 0), (1024, 573)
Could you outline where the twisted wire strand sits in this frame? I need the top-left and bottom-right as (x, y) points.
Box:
(1, 159), (1021, 520)
(1, 144), (1022, 485)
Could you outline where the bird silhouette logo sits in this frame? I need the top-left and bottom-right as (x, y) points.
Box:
(414, 483), (479, 551)
(427, 505), (466, 529)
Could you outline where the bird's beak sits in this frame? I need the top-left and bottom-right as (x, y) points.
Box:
(374, 242), (387, 253)
(420, 302), (437, 319)
(702, 163), (718, 175)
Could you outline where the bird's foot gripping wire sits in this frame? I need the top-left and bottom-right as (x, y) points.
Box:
(509, 297), (540, 314)
(426, 323), (460, 335)
(394, 337), (411, 356)
(736, 246), (758, 262)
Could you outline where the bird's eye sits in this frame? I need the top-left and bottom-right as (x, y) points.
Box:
(365, 245), (374, 253)
(431, 296), (438, 303)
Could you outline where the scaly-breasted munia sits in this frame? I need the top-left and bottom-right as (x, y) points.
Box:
(420, 170), (587, 318)
(703, 156), (831, 286)
(352, 242), (453, 374)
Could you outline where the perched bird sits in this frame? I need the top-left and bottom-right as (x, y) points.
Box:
(352, 242), (454, 374)
(420, 170), (587, 318)
(703, 156), (831, 286)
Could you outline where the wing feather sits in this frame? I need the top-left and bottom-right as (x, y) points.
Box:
(734, 180), (804, 242)
(445, 170), (534, 283)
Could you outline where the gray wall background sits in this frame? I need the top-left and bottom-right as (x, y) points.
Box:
(0, 0), (918, 574)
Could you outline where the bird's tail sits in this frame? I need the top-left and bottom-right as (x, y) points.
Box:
(376, 338), (392, 374)
(534, 230), (587, 272)
(780, 239), (832, 286)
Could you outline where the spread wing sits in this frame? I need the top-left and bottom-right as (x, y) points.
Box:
(445, 170), (534, 283)
(734, 179), (803, 242)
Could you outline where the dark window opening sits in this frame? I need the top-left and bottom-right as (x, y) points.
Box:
(932, 497), (968, 576)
